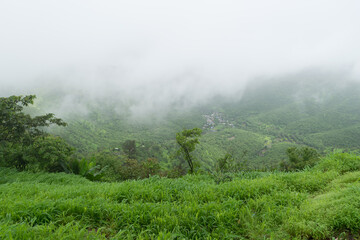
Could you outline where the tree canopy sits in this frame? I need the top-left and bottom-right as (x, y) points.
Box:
(0, 95), (66, 145)
(280, 146), (320, 171)
(0, 95), (69, 171)
(176, 128), (202, 174)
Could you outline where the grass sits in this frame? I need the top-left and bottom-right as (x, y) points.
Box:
(1, 153), (360, 239)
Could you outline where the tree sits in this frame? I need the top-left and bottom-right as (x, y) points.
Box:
(0, 95), (66, 144)
(27, 135), (74, 172)
(280, 146), (320, 171)
(142, 158), (161, 178)
(215, 151), (248, 173)
(176, 128), (202, 174)
(122, 140), (136, 159)
(0, 95), (67, 170)
(211, 151), (248, 184)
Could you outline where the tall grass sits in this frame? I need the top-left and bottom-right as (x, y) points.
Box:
(1, 152), (360, 239)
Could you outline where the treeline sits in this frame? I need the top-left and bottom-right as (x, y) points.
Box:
(0, 95), (192, 181)
(0, 95), (323, 182)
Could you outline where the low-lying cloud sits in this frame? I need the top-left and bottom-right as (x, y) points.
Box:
(1, 0), (360, 117)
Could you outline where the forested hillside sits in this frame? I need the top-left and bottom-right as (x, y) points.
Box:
(45, 76), (360, 170)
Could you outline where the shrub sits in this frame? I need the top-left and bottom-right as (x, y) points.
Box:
(141, 158), (161, 178)
(211, 152), (248, 184)
(280, 147), (320, 171)
(65, 158), (107, 181)
(164, 164), (187, 178)
(27, 136), (74, 172)
(314, 152), (360, 174)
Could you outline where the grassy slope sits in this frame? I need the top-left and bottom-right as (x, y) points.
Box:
(1, 153), (360, 239)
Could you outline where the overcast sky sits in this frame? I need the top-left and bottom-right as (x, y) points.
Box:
(1, 0), (360, 116)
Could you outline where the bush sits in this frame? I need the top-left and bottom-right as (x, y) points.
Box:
(27, 136), (74, 172)
(164, 164), (187, 178)
(211, 152), (248, 184)
(89, 150), (163, 181)
(0, 142), (29, 171)
(280, 147), (320, 171)
(65, 158), (107, 181)
(118, 158), (162, 180)
(0, 136), (73, 172)
(89, 150), (123, 181)
(314, 152), (360, 174)
(141, 158), (161, 178)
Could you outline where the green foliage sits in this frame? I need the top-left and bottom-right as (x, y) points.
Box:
(163, 164), (187, 178)
(118, 158), (144, 180)
(215, 152), (248, 173)
(0, 95), (66, 144)
(314, 151), (360, 173)
(27, 136), (74, 172)
(284, 171), (360, 239)
(0, 142), (29, 171)
(117, 158), (162, 180)
(0, 136), (73, 172)
(198, 128), (267, 169)
(212, 152), (248, 184)
(176, 128), (202, 174)
(65, 158), (107, 181)
(122, 140), (136, 159)
(84, 150), (163, 181)
(0, 95), (68, 171)
(280, 146), (320, 171)
(142, 158), (161, 178)
(215, 153), (234, 173)
(90, 151), (139, 181)
(1, 152), (360, 239)
(39, 78), (360, 171)
(86, 150), (121, 181)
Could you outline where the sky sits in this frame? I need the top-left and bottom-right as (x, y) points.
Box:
(1, 0), (360, 117)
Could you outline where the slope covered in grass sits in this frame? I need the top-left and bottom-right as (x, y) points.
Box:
(1, 152), (360, 239)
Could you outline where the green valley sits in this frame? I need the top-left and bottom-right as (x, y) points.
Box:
(48, 77), (360, 170)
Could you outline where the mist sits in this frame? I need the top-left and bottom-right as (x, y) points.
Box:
(1, 0), (360, 118)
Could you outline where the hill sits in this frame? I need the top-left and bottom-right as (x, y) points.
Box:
(43, 74), (360, 170)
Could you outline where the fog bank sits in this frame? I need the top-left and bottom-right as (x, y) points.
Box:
(1, 1), (360, 117)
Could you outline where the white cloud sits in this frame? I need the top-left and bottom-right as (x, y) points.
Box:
(1, 0), (359, 116)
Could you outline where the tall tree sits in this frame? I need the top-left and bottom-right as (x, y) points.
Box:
(176, 128), (202, 174)
(0, 95), (68, 170)
(0, 95), (66, 144)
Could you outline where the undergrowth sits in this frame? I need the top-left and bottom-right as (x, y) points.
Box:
(1, 152), (360, 239)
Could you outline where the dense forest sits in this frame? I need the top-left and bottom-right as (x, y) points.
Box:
(2, 77), (360, 239)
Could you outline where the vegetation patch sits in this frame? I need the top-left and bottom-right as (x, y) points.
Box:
(1, 152), (360, 239)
